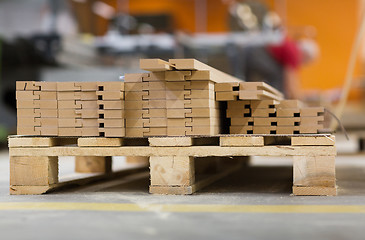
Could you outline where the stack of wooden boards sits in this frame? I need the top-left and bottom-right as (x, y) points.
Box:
(124, 59), (241, 137)
(215, 82), (325, 134)
(16, 58), (325, 137)
(16, 81), (125, 137)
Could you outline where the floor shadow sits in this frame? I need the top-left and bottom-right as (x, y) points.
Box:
(199, 166), (293, 194)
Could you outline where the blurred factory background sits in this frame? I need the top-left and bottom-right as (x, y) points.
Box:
(0, 0), (364, 145)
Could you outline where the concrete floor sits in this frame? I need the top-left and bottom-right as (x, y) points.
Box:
(1, 136), (365, 240)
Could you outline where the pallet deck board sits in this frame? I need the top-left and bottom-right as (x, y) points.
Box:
(9, 145), (336, 157)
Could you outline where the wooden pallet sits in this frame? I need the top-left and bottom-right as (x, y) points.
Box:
(8, 134), (337, 196)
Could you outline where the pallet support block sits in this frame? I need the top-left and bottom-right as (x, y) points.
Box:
(292, 155), (336, 196)
(75, 156), (112, 173)
(126, 156), (150, 164)
(10, 156), (58, 195)
(149, 156), (195, 194)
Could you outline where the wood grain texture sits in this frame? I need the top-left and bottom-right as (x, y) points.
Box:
(292, 186), (337, 196)
(291, 136), (335, 146)
(149, 137), (193, 146)
(8, 137), (56, 147)
(220, 136), (264, 146)
(169, 59), (242, 83)
(78, 138), (123, 147)
(150, 156), (195, 186)
(10, 156), (58, 186)
(9, 145), (337, 157)
(293, 155), (336, 187)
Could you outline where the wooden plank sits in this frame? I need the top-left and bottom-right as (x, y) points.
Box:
(149, 185), (193, 194)
(17, 117), (41, 127)
(240, 82), (284, 99)
(78, 137), (123, 147)
(169, 59), (243, 83)
(230, 125), (253, 134)
(149, 137), (193, 146)
(220, 136), (264, 146)
(143, 127), (167, 137)
(150, 156), (195, 186)
(300, 107), (324, 117)
(253, 117), (277, 126)
(215, 91), (239, 101)
(215, 82), (240, 92)
(56, 82), (80, 91)
(250, 100), (279, 109)
(251, 108), (276, 117)
(185, 70), (211, 80)
(124, 73), (147, 83)
(97, 82), (124, 91)
(140, 59), (172, 71)
(292, 136), (335, 146)
(165, 70), (191, 81)
(17, 126), (41, 135)
(10, 185), (53, 195)
(75, 82), (98, 91)
(78, 100), (98, 109)
(16, 81), (40, 91)
(8, 137), (56, 147)
(239, 90), (283, 101)
(16, 91), (39, 100)
(230, 117), (254, 126)
(292, 186), (337, 196)
(9, 145), (337, 157)
(34, 82), (57, 91)
(276, 108), (300, 117)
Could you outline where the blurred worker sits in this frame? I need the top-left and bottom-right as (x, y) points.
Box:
(242, 32), (319, 98)
(224, 0), (319, 98)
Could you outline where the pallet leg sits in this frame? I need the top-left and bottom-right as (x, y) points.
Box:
(149, 156), (195, 195)
(126, 156), (149, 165)
(292, 155), (337, 196)
(75, 156), (112, 173)
(10, 156), (59, 195)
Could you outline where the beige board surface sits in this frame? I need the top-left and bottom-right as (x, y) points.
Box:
(150, 156), (195, 186)
(10, 156), (58, 186)
(293, 155), (336, 188)
(9, 144), (337, 157)
(169, 59), (242, 83)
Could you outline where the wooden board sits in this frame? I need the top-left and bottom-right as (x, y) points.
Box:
(291, 136), (335, 146)
(8, 137), (56, 147)
(169, 59), (243, 83)
(220, 136), (264, 146)
(78, 138), (123, 147)
(9, 145), (336, 157)
(140, 59), (172, 71)
(149, 137), (193, 146)
(292, 186), (337, 196)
